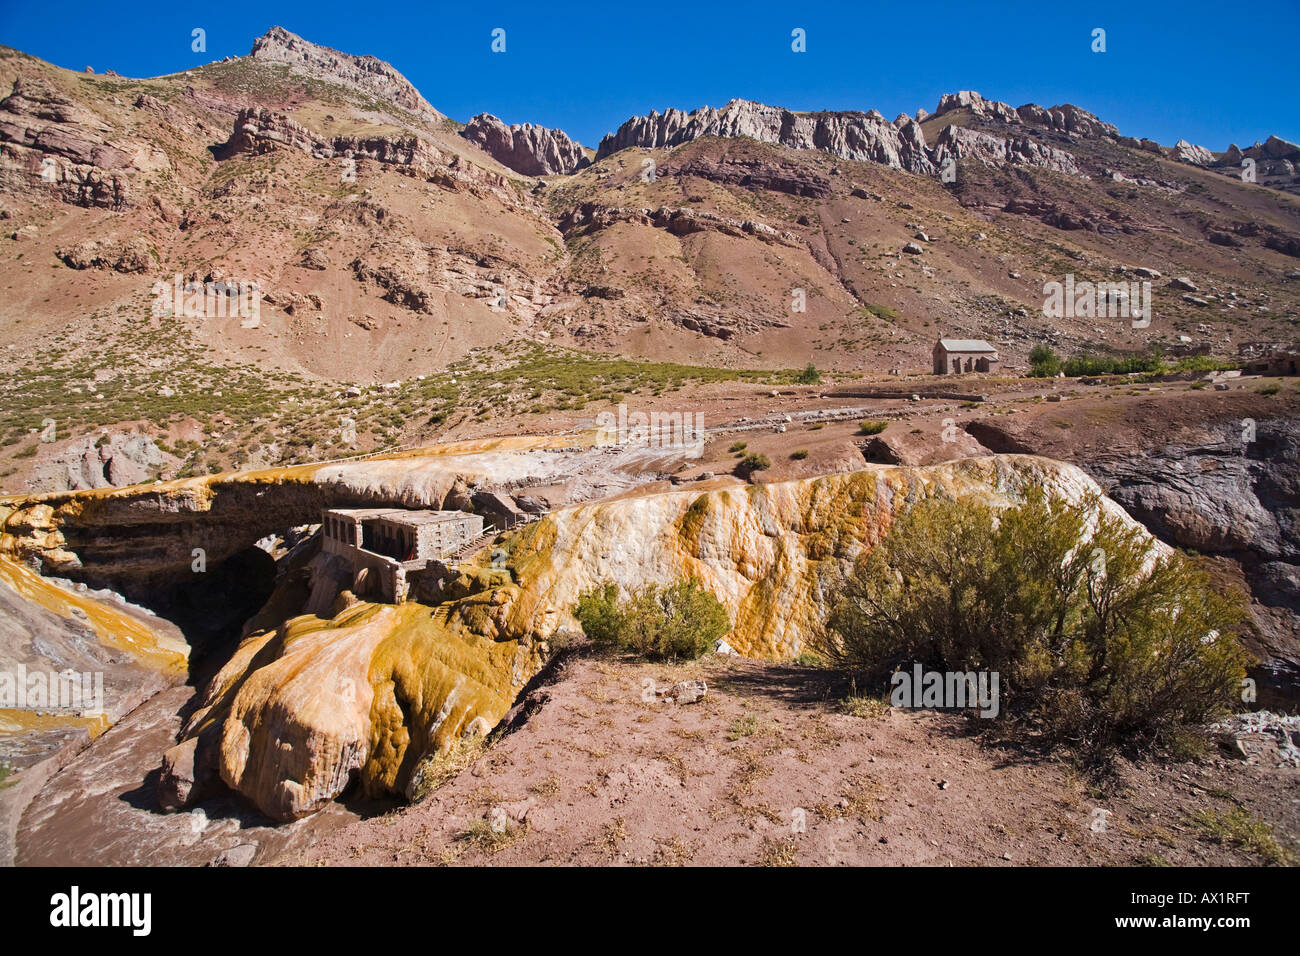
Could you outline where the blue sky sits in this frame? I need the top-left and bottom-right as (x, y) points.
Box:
(2, 0), (1297, 150)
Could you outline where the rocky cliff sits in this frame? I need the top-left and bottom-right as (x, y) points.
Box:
(596, 98), (935, 175)
(932, 125), (1083, 177)
(460, 113), (590, 176)
(0, 76), (131, 208)
(934, 90), (1121, 141)
(217, 107), (520, 203)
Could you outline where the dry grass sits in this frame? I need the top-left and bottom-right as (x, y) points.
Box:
(1189, 807), (1294, 865)
(757, 836), (799, 867)
(407, 738), (486, 802)
(457, 814), (527, 854)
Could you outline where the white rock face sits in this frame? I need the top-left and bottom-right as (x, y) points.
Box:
(595, 92), (1095, 180)
(933, 125), (1083, 177)
(934, 90), (1021, 123)
(1173, 139), (1214, 166)
(595, 98), (935, 175)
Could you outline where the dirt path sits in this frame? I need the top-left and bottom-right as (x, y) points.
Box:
(285, 655), (1299, 867)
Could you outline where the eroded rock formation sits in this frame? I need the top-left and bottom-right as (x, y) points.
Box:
(596, 98), (935, 175)
(933, 125), (1083, 177)
(217, 108), (521, 205)
(0, 76), (131, 208)
(460, 113), (590, 176)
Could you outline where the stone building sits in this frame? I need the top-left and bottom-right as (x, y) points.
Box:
(320, 507), (485, 603)
(933, 338), (999, 374)
(1242, 348), (1299, 376)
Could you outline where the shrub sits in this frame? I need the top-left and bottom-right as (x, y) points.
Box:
(1258, 383), (1280, 396)
(736, 452), (771, 477)
(1174, 356), (1238, 374)
(1028, 345), (1061, 378)
(1062, 353), (1162, 377)
(574, 579), (732, 661)
(728, 441), (747, 453)
(791, 449), (809, 460)
(858, 420), (887, 435)
(860, 304), (900, 321)
(796, 363), (821, 385)
(816, 490), (1250, 761)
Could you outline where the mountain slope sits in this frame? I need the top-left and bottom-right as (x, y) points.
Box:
(0, 26), (1298, 494)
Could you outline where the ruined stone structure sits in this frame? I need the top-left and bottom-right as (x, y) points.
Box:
(321, 508), (484, 602)
(933, 338), (999, 374)
(1242, 348), (1299, 376)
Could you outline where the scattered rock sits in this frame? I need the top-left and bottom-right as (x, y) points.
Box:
(659, 679), (707, 704)
(209, 844), (257, 867)
(300, 247), (328, 270)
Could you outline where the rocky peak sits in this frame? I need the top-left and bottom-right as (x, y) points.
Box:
(1017, 103), (1119, 140)
(1172, 139), (1215, 166)
(934, 90), (1021, 123)
(460, 113), (590, 176)
(1249, 136), (1300, 160)
(249, 26), (441, 121)
(934, 90), (1119, 141)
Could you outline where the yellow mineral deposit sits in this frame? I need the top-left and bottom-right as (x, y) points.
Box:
(0, 555), (188, 676)
(0, 554), (188, 740)
(184, 588), (536, 820)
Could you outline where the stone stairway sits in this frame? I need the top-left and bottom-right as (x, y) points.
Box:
(446, 528), (499, 562)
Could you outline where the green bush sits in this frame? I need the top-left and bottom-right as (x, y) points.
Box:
(817, 490), (1250, 761)
(1062, 353), (1162, 377)
(1028, 344), (1061, 378)
(574, 579), (732, 661)
(858, 420), (887, 435)
(791, 449), (809, 460)
(736, 452), (771, 477)
(796, 363), (821, 385)
(1173, 356), (1238, 374)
